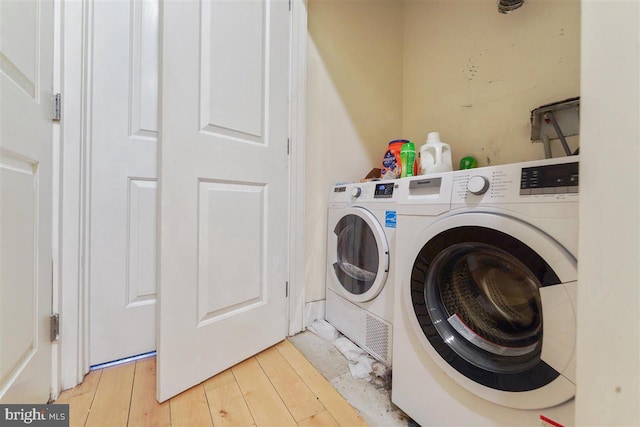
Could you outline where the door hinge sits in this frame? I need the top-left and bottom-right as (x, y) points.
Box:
(50, 313), (60, 341)
(289, 0), (292, 12)
(286, 281), (289, 298)
(287, 138), (290, 155)
(52, 93), (61, 121)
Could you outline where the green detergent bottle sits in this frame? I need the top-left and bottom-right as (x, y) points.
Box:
(400, 142), (416, 178)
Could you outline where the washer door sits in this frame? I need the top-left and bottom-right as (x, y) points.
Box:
(407, 212), (576, 409)
(328, 207), (389, 303)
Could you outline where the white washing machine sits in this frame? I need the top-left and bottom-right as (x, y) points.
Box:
(392, 157), (579, 426)
(325, 180), (398, 365)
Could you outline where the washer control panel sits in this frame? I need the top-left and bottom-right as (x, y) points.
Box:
(452, 158), (579, 204)
(520, 161), (579, 195)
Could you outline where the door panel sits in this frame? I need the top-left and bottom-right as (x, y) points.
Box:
(200, 1), (265, 139)
(158, 0), (290, 402)
(197, 181), (266, 323)
(127, 179), (158, 306)
(89, 0), (159, 365)
(0, 0), (53, 403)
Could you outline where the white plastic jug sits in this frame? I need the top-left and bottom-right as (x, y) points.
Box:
(420, 132), (453, 174)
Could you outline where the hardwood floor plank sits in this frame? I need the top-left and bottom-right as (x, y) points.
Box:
(169, 384), (213, 427)
(232, 356), (297, 427)
(85, 362), (136, 427)
(297, 410), (341, 427)
(56, 370), (101, 401)
(128, 358), (170, 427)
(56, 370), (102, 427)
(203, 370), (256, 427)
(55, 342), (369, 427)
(255, 346), (325, 421)
(203, 368), (236, 389)
(276, 340), (367, 427)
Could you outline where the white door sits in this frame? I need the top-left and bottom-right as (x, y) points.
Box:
(88, 0), (159, 366)
(0, 0), (54, 403)
(157, 0), (290, 401)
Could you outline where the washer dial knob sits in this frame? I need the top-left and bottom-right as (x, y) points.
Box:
(351, 187), (362, 198)
(468, 175), (490, 195)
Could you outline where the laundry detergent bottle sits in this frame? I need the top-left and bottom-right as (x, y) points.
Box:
(400, 141), (416, 178)
(420, 132), (453, 175)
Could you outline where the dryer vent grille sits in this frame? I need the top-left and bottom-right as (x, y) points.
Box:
(365, 313), (390, 363)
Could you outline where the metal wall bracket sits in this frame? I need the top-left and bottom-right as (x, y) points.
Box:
(530, 97), (580, 157)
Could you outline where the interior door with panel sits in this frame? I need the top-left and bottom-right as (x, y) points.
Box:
(158, 0), (290, 401)
(0, 0), (54, 403)
(88, 0), (159, 366)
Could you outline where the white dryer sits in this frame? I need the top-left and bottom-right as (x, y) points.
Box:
(392, 157), (579, 426)
(325, 180), (398, 365)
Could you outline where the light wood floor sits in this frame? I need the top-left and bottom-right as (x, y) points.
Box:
(55, 340), (367, 427)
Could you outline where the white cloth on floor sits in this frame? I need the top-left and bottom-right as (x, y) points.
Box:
(333, 337), (366, 362)
(307, 319), (340, 341)
(349, 361), (372, 380)
(334, 337), (379, 381)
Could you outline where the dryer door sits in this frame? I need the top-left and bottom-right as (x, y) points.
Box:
(328, 207), (389, 303)
(406, 212), (576, 409)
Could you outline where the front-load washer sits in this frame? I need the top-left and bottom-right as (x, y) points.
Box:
(392, 157), (579, 426)
(325, 180), (398, 365)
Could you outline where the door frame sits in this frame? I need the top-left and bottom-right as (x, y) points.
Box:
(55, 0), (308, 392)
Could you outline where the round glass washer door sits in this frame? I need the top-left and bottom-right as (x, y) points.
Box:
(329, 207), (389, 303)
(427, 242), (544, 374)
(407, 214), (577, 409)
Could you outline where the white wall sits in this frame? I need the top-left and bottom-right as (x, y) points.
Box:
(305, 0), (403, 305)
(577, 1), (640, 425)
(402, 0), (581, 167)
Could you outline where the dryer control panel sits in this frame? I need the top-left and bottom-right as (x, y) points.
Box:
(330, 181), (398, 203)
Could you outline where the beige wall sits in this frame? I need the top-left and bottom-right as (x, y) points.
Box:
(402, 0), (580, 167)
(304, 0), (580, 306)
(305, 0), (404, 303)
(302, 1), (640, 424)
